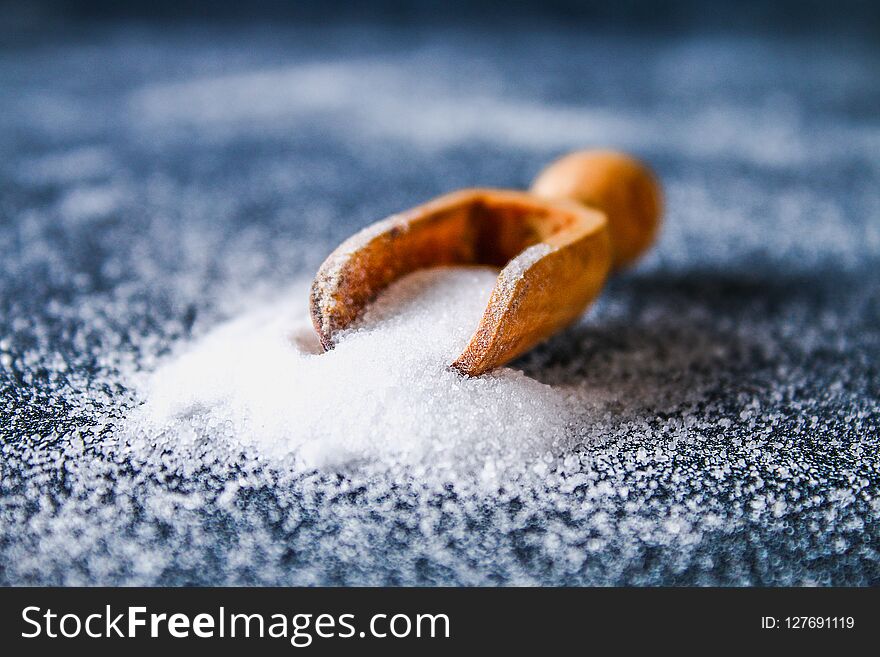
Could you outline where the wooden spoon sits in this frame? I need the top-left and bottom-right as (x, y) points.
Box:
(310, 150), (662, 376)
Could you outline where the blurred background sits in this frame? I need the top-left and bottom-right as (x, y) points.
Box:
(0, 1), (878, 585)
(1, 0), (877, 295)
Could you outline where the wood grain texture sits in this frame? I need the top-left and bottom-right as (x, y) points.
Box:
(310, 151), (662, 374)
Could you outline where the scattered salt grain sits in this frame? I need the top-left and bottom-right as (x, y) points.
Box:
(1, 28), (878, 587)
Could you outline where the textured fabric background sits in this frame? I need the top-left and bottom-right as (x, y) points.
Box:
(1, 11), (878, 585)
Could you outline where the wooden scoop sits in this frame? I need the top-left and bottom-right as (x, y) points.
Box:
(310, 150), (662, 376)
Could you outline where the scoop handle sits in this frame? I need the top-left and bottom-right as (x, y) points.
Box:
(530, 149), (663, 270)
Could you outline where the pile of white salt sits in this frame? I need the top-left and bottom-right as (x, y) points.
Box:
(131, 267), (575, 483)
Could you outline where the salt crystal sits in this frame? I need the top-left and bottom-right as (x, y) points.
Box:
(126, 267), (576, 485)
(2, 33), (878, 587)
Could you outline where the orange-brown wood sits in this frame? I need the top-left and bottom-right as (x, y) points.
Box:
(309, 150), (662, 375)
(531, 150), (662, 269)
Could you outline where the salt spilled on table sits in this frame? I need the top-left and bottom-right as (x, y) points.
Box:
(129, 267), (576, 485)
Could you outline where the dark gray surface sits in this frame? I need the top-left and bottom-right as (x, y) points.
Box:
(0, 22), (878, 585)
